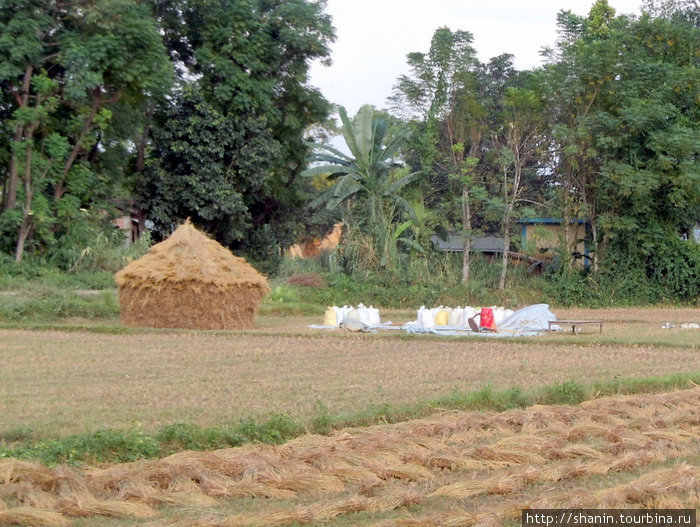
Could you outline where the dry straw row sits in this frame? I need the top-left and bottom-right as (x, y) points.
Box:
(369, 464), (699, 527)
(1, 388), (698, 526)
(176, 442), (697, 527)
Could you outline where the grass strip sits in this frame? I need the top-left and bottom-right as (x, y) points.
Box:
(1, 372), (698, 466)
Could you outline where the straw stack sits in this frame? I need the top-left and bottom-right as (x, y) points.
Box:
(115, 220), (269, 329)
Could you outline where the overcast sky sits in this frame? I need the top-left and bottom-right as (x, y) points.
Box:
(309, 0), (643, 116)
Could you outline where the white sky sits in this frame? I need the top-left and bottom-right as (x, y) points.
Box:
(309, 0), (643, 115)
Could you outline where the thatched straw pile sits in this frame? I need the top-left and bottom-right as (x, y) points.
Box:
(115, 221), (269, 330)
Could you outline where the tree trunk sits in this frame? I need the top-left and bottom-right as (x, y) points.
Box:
(589, 213), (599, 273)
(461, 184), (471, 283)
(4, 65), (33, 212)
(580, 185), (599, 272)
(131, 106), (155, 242)
(4, 126), (23, 211)
(54, 89), (103, 201)
(563, 175), (572, 270)
(15, 148), (34, 262)
(15, 214), (32, 262)
(499, 206), (511, 291)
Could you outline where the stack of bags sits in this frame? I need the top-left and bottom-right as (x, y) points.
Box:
(323, 303), (381, 327)
(415, 305), (514, 330)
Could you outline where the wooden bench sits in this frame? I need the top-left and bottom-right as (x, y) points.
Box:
(548, 320), (603, 334)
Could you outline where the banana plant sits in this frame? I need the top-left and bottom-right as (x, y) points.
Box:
(303, 104), (423, 269)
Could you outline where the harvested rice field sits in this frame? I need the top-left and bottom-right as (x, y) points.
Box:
(0, 306), (698, 525)
(1, 308), (698, 437)
(0, 388), (698, 526)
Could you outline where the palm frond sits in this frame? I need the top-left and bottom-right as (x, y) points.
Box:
(306, 142), (354, 163)
(380, 127), (411, 162)
(339, 106), (363, 162)
(354, 104), (374, 167)
(327, 182), (364, 210)
(301, 164), (351, 178)
(390, 194), (418, 221)
(387, 170), (423, 194)
(397, 237), (426, 253)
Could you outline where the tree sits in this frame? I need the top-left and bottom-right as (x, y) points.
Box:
(641, 0), (699, 18)
(0, 0), (172, 261)
(493, 85), (546, 290)
(543, 0), (699, 296)
(140, 0), (335, 269)
(390, 27), (488, 283)
(303, 104), (421, 271)
(142, 88), (278, 248)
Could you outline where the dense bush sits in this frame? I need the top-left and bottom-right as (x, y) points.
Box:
(546, 232), (700, 307)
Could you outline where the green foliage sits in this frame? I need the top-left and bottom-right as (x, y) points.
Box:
(433, 385), (533, 412)
(0, 0), (173, 261)
(1, 2), (697, 306)
(304, 104), (422, 273)
(259, 283), (323, 316)
(0, 429), (161, 465)
(0, 286), (119, 322)
(538, 380), (588, 406)
(266, 252), (548, 310)
(643, 233), (700, 302)
(49, 218), (152, 273)
(0, 415), (304, 466)
(0, 259), (115, 290)
(0, 256), (121, 321)
(544, 6), (699, 276)
(310, 400), (334, 436)
(139, 0), (335, 271)
(546, 231), (700, 307)
(142, 88), (274, 248)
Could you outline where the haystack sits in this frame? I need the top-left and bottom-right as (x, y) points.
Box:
(115, 221), (269, 330)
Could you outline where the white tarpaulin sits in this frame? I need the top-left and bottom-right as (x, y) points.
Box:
(497, 304), (558, 332)
(403, 304), (558, 337)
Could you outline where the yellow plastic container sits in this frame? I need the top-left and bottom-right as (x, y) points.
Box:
(323, 307), (338, 327)
(435, 309), (449, 326)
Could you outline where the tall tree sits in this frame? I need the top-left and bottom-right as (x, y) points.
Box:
(493, 85), (546, 290)
(0, 0), (172, 261)
(543, 0), (699, 297)
(141, 0), (335, 268)
(390, 27), (488, 283)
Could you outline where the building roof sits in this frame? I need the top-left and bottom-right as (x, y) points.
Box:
(430, 234), (504, 253)
(518, 218), (589, 225)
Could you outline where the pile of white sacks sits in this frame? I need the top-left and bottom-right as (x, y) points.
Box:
(323, 303), (382, 327)
(320, 303), (557, 334)
(415, 305), (514, 329)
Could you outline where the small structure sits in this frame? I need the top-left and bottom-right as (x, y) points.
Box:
(112, 198), (149, 245)
(115, 220), (269, 330)
(690, 224), (700, 243)
(430, 233), (505, 258)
